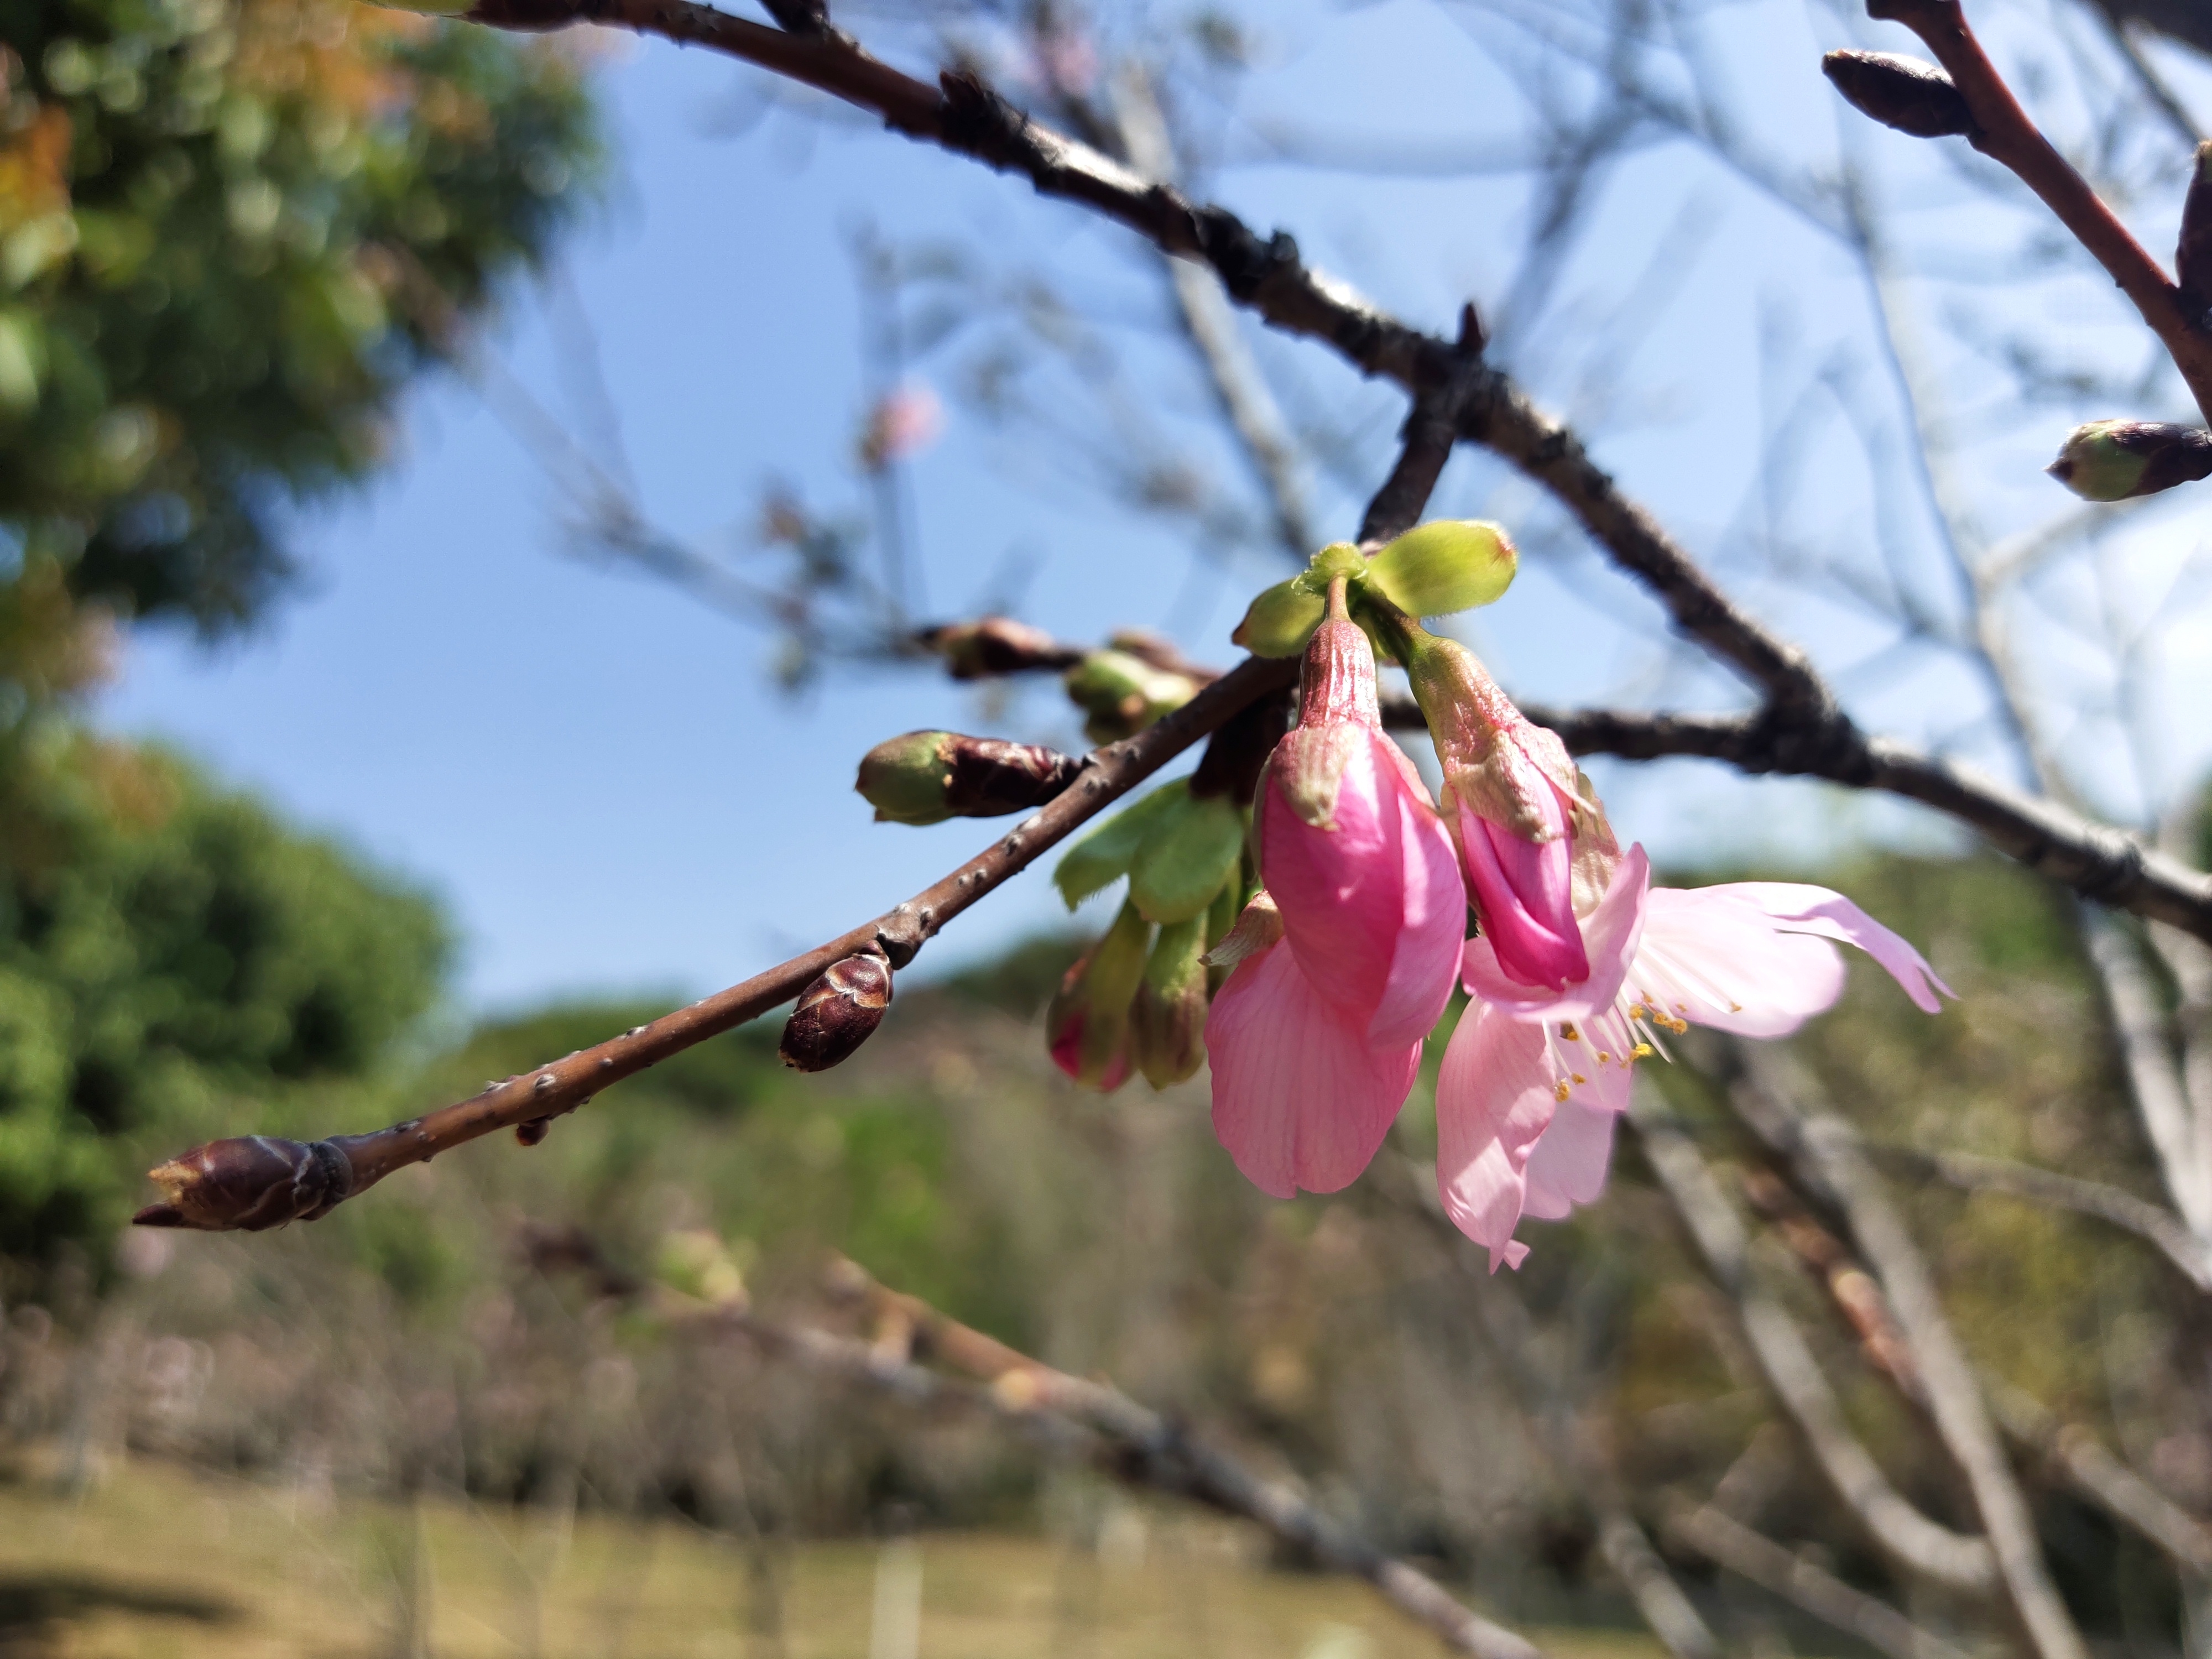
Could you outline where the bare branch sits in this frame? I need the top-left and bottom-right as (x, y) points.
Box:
(1665, 1503), (1977, 1659)
(1866, 1142), (2212, 1292)
(1621, 1101), (2000, 1597)
(1863, 0), (2212, 424)
(1721, 1052), (2090, 1659)
(805, 1257), (1547, 1659)
(134, 651), (1295, 1230)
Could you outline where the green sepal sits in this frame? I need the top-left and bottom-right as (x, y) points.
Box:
(1129, 794), (1245, 924)
(1053, 782), (1188, 910)
(1366, 520), (1517, 616)
(1230, 578), (1328, 658)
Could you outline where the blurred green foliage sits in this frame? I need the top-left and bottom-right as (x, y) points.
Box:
(0, 731), (446, 1256)
(0, 0), (598, 709)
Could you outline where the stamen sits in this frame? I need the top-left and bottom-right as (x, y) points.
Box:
(1571, 1073), (1587, 1086)
(1553, 1079), (1571, 1103)
(1632, 1042), (1654, 1060)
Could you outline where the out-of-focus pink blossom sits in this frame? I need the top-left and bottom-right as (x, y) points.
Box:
(1436, 850), (1953, 1270)
(1206, 609), (1464, 1196)
(859, 382), (945, 469)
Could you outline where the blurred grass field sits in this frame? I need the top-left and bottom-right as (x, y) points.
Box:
(0, 1452), (1668, 1659)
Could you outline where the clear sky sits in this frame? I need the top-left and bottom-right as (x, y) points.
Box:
(90, 0), (2212, 1013)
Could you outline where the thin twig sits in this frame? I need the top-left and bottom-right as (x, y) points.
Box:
(136, 652), (1294, 1227)
(1664, 1503), (1977, 1659)
(1723, 1050), (2089, 1659)
(799, 1256), (1546, 1659)
(1866, 0), (2212, 423)
(1623, 1100), (2000, 1597)
(1867, 1142), (2212, 1292)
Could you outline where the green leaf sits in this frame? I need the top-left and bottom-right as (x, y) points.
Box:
(1053, 782), (1188, 910)
(1367, 520), (1517, 615)
(1128, 794), (1245, 924)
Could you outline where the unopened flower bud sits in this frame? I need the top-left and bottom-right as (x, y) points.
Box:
(134, 1135), (354, 1232)
(920, 617), (1083, 680)
(1064, 649), (1200, 744)
(2181, 143), (2212, 310)
(857, 731), (1084, 825)
(1130, 919), (1209, 1088)
(2046, 420), (2212, 502)
(780, 952), (893, 1072)
(1822, 50), (1974, 140)
(1046, 899), (1149, 1091)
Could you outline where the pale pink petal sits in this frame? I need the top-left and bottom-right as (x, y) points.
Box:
(1711, 883), (1953, 1015)
(1631, 886), (1849, 1039)
(1463, 846), (1652, 1023)
(1435, 1003), (1557, 1270)
(1366, 746), (1469, 1050)
(1522, 1097), (1620, 1221)
(1206, 941), (1421, 1199)
(1263, 739), (1396, 1030)
(1457, 787), (1589, 992)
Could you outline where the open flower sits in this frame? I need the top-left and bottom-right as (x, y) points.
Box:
(1437, 849), (1953, 1269)
(1206, 593), (1464, 1197)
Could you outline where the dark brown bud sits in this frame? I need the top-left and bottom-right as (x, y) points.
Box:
(2047, 420), (2212, 500)
(780, 952), (893, 1072)
(857, 730), (1084, 825)
(462, 0), (581, 28)
(1822, 50), (1975, 140)
(919, 617), (1083, 680)
(133, 1135), (354, 1232)
(515, 1118), (552, 1147)
(2179, 142), (2212, 311)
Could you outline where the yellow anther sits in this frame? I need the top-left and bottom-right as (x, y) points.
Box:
(1596, 1051), (1613, 1064)
(1660, 1015), (1689, 1034)
(1632, 1042), (1655, 1060)
(1559, 1021), (1580, 1042)
(1553, 1079), (1571, 1103)
(1627, 1003), (1648, 1022)
(1729, 1001), (1743, 1012)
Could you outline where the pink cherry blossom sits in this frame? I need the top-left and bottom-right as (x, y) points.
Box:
(1206, 611), (1464, 1196)
(1437, 849), (1953, 1270)
(1404, 634), (1596, 992)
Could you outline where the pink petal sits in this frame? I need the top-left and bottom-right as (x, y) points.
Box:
(1205, 940), (1421, 1199)
(1457, 790), (1589, 992)
(1366, 748), (1469, 1050)
(1631, 886), (1849, 1038)
(1463, 846), (1652, 1023)
(1711, 883), (1953, 1015)
(1434, 1003), (1558, 1271)
(1263, 738), (1396, 1028)
(1267, 731), (1463, 1049)
(1522, 1098), (1619, 1221)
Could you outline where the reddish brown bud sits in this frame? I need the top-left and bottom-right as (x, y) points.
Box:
(919, 617), (1083, 680)
(1822, 50), (1974, 140)
(779, 952), (894, 1072)
(515, 1118), (552, 1147)
(134, 1135), (354, 1232)
(2179, 142), (2212, 311)
(857, 730), (1084, 825)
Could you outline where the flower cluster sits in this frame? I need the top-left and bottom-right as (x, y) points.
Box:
(854, 521), (1952, 1267)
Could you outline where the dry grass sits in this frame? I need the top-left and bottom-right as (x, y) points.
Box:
(0, 1453), (1669, 1659)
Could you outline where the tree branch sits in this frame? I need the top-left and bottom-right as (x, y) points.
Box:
(1865, 0), (2212, 425)
(463, 0), (1822, 714)
(1866, 1142), (2212, 1293)
(1721, 1050), (2089, 1659)
(1622, 1102), (2000, 1597)
(133, 651), (1295, 1230)
(1664, 1502), (1977, 1659)
(799, 1256), (1546, 1659)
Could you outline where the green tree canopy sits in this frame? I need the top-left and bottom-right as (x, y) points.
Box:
(0, 0), (597, 705)
(0, 733), (448, 1256)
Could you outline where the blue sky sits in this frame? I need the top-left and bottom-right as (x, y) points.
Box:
(90, 0), (2212, 1012)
